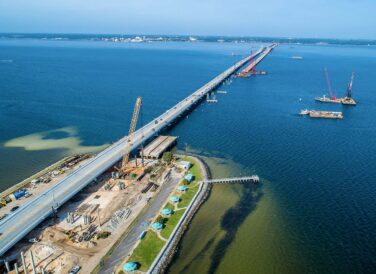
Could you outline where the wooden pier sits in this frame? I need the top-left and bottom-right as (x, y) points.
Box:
(204, 175), (259, 184)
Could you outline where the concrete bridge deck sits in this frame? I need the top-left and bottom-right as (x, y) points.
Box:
(0, 45), (274, 257)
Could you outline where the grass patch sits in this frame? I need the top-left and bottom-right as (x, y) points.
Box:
(179, 186), (199, 208)
(164, 202), (175, 211)
(123, 156), (204, 273)
(179, 157), (202, 182)
(177, 156), (203, 208)
(128, 231), (165, 271)
(160, 209), (186, 239)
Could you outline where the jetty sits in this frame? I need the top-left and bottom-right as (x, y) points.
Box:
(204, 176), (259, 184)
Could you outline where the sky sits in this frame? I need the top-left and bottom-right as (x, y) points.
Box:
(0, 0), (375, 39)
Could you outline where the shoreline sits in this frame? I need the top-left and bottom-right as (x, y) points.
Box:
(0, 155), (79, 197)
(147, 155), (212, 274)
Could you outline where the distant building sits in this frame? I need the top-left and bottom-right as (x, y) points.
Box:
(177, 161), (191, 170)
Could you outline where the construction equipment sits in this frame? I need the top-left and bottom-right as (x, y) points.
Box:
(342, 72), (356, 105)
(315, 69), (356, 105)
(66, 225), (82, 240)
(122, 97), (142, 169)
(315, 67), (342, 103)
(237, 50), (267, 77)
(325, 67), (336, 100)
(345, 72), (355, 98)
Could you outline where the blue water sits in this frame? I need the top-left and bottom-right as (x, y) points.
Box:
(1, 38), (376, 273)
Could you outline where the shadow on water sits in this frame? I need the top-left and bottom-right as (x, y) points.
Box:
(207, 183), (263, 274)
(167, 182), (264, 274)
(177, 235), (218, 274)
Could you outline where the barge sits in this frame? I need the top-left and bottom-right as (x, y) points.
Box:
(300, 109), (343, 119)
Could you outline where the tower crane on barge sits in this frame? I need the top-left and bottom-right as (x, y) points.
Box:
(342, 72), (356, 105)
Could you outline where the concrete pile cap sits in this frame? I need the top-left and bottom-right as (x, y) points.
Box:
(123, 261), (138, 271)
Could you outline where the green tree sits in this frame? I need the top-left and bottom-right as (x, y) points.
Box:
(156, 215), (166, 224)
(162, 151), (173, 163)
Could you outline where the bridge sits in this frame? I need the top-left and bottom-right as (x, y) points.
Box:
(204, 175), (260, 184)
(238, 43), (276, 77)
(0, 44), (275, 257)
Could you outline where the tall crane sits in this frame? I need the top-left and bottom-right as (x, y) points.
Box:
(345, 72), (355, 98)
(122, 97), (142, 169)
(325, 67), (336, 100)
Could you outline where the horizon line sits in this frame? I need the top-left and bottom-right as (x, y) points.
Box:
(1, 32), (376, 42)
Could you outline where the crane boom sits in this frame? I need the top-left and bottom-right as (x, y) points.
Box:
(122, 97), (142, 168)
(346, 72), (355, 98)
(325, 67), (335, 100)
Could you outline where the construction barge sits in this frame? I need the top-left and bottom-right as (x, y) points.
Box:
(315, 69), (357, 106)
(300, 110), (343, 119)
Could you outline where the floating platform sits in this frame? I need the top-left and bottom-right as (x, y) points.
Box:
(206, 99), (218, 103)
(315, 96), (342, 104)
(315, 96), (356, 106)
(237, 70), (267, 77)
(341, 97), (356, 106)
(299, 110), (343, 119)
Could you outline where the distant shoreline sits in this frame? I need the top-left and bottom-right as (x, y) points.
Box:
(1, 33), (376, 46)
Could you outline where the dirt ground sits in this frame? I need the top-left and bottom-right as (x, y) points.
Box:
(5, 159), (167, 274)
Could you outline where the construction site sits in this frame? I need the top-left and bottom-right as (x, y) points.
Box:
(1, 97), (182, 274)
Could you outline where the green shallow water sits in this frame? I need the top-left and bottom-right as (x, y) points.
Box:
(167, 156), (306, 274)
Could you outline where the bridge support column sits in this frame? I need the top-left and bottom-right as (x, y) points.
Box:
(29, 250), (36, 274)
(21, 251), (28, 274)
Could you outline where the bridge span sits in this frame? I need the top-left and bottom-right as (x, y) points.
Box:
(0, 44), (275, 256)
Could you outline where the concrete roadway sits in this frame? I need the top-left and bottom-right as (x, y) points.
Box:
(99, 172), (181, 274)
(0, 46), (270, 256)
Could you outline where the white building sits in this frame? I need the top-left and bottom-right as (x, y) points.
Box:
(176, 161), (191, 170)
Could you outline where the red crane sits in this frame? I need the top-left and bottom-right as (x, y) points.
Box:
(250, 51), (256, 73)
(325, 67), (336, 100)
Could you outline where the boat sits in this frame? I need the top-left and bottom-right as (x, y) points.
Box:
(315, 95), (342, 103)
(299, 109), (310, 115)
(291, 56), (303, 60)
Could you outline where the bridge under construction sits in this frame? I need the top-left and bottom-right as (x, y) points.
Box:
(0, 44), (276, 257)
